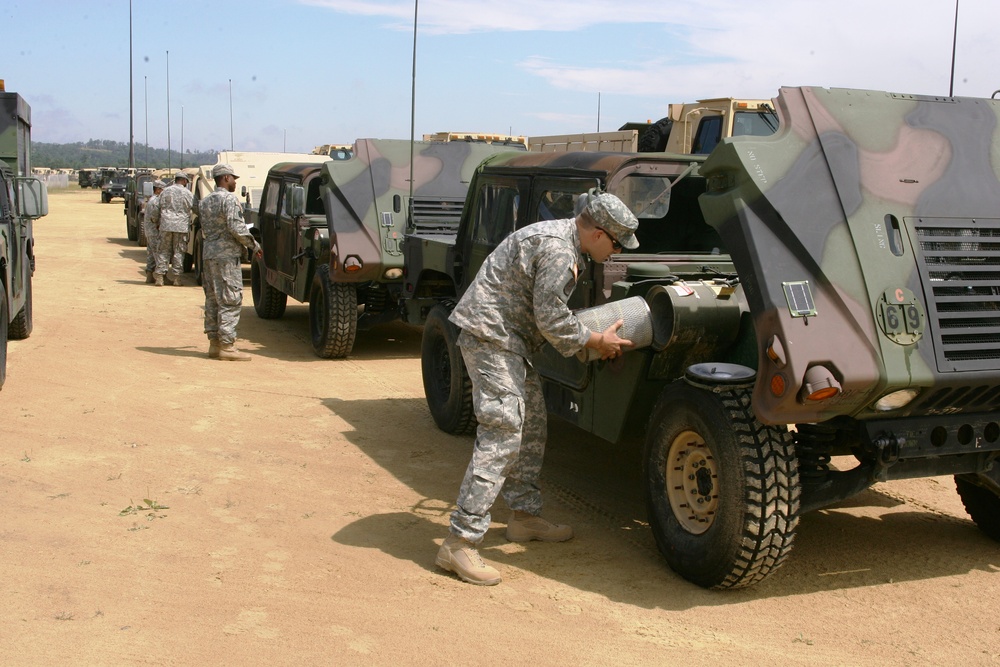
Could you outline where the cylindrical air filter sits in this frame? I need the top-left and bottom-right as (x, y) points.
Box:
(574, 296), (654, 362)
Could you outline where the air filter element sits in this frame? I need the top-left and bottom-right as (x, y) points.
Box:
(574, 296), (654, 362)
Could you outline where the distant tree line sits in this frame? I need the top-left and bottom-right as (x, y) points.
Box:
(31, 139), (219, 170)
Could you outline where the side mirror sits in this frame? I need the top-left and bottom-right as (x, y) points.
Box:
(286, 185), (306, 217)
(241, 185), (247, 197)
(142, 181), (154, 197)
(14, 177), (49, 219)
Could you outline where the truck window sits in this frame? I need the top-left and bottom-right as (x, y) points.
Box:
(262, 177), (281, 216)
(306, 178), (324, 215)
(618, 175), (724, 254)
(472, 183), (520, 246)
(691, 115), (723, 155)
(732, 109), (779, 137)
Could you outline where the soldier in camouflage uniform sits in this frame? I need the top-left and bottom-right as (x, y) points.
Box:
(155, 171), (193, 286)
(435, 192), (639, 586)
(143, 180), (165, 284)
(198, 163), (261, 361)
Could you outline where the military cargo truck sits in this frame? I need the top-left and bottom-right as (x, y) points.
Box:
(529, 98), (778, 156)
(250, 138), (513, 358)
(403, 86), (1000, 590)
(0, 84), (49, 390)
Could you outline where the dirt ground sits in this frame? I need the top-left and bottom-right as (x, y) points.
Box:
(1, 187), (998, 666)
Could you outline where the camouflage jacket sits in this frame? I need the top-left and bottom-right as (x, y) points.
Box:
(450, 217), (590, 359)
(144, 194), (161, 227)
(157, 183), (193, 233)
(199, 187), (253, 261)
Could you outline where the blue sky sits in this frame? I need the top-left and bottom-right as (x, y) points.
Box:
(5, 0), (1000, 156)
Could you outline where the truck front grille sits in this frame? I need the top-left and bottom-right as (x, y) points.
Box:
(911, 217), (1000, 372)
(409, 197), (465, 232)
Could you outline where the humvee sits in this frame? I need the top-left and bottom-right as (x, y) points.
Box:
(124, 171), (154, 244)
(403, 86), (1000, 589)
(0, 85), (48, 390)
(250, 138), (516, 358)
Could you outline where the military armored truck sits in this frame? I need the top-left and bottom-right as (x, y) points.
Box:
(100, 169), (128, 203)
(403, 86), (1000, 590)
(124, 170), (154, 244)
(0, 84), (48, 390)
(250, 138), (513, 358)
(78, 169), (98, 188)
(184, 152), (332, 285)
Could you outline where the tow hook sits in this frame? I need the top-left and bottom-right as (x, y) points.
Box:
(872, 433), (903, 466)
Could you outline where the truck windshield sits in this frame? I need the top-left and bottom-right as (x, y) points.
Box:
(732, 109), (778, 137)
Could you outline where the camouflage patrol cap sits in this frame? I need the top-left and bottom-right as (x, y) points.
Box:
(586, 192), (639, 250)
(211, 163), (239, 179)
(152, 180), (166, 189)
(174, 171), (191, 182)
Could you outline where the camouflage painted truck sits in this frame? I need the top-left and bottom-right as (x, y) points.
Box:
(403, 86), (1000, 589)
(1, 84), (49, 390)
(250, 138), (514, 358)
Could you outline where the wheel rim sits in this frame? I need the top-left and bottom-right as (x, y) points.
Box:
(665, 429), (719, 535)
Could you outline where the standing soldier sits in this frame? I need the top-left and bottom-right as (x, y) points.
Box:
(155, 171), (193, 286)
(143, 180), (165, 284)
(435, 192), (638, 586)
(198, 163), (261, 361)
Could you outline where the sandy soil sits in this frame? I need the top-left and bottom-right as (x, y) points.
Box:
(1, 187), (998, 666)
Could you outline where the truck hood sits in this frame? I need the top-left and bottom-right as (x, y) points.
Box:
(699, 86), (1000, 424)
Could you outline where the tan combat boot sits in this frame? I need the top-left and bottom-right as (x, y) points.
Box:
(218, 343), (251, 361)
(208, 340), (220, 359)
(170, 274), (182, 286)
(145, 271), (155, 284)
(154, 274), (164, 286)
(506, 511), (574, 543)
(435, 534), (501, 586)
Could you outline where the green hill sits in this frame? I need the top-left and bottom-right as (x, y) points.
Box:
(32, 139), (219, 170)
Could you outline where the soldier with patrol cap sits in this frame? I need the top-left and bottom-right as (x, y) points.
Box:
(155, 171), (194, 286)
(143, 180), (166, 284)
(435, 191), (639, 586)
(198, 163), (261, 361)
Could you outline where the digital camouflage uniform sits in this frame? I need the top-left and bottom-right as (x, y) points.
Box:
(143, 192), (161, 275)
(155, 182), (193, 279)
(198, 186), (255, 345)
(448, 217), (591, 543)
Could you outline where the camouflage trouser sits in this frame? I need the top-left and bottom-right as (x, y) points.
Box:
(144, 223), (160, 274)
(156, 231), (187, 277)
(202, 257), (243, 345)
(449, 330), (547, 544)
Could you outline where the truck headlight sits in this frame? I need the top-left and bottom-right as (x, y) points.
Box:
(873, 388), (920, 412)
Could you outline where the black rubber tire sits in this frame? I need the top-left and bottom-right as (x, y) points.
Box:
(308, 264), (357, 358)
(955, 475), (1000, 541)
(102, 192), (110, 204)
(251, 255), (287, 319)
(0, 289), (8, 390)
(182, 252), (194, 273)
(421, 304), (475, 435)
(644, 381), (800, 589)
(193, 236), (204, 286)
(8, 270), (32, 340)
(136, 219), (147, 247)
(126, 217), (138, 241)
(639, 117), (673, 152)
